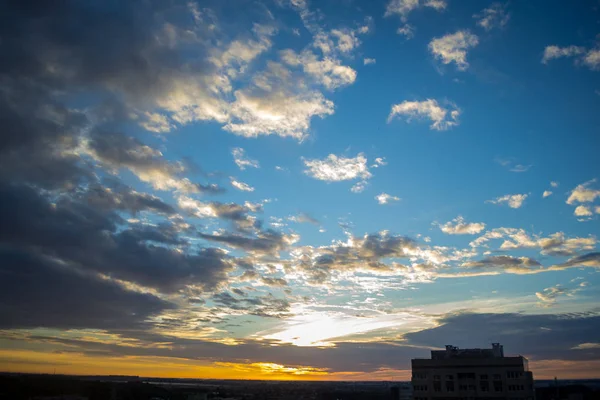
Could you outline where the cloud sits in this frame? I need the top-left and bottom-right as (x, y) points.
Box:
(364, 58), (376, 65)
(429, 30), (479, 71)
(486, 193), (528, 208)
(281, 49), (357, 90)
(542, 45), (586, 64)
(583, 49), (600, 70)
(0, 247), (173, 330)
(178, 196), (261, 231)
(291, 231), (420, 283)
(87, 130), (222, 194)
(375, 193), (401, 205)
(372, 157), (388, 168)
(388, 99), (460, 130)
(536, 285), (579, 305)
(289, 213), (320, 225)
(397, 24), (415, 39)
(567, 180), (600, 204)
(199, 229), (299, 256)
(551, 181), (559, 188)
(474, 3), (510, 31)
(303, 153), (373, 185)
(439, 216), (485, 235)
(462, 255), (543, 274)
(554, 252), (600, 269)
(232, 148), (260, 170)
(543, 190), (553, 198)
(470, 228), (596, 257)
(541, 45), (600, 70)
(351, 181), (369, 193)
(574, 205), (592, 217)
(384, 0), (447, 22)
(494, 157), (531, 173)
(231, 178), (255, 192)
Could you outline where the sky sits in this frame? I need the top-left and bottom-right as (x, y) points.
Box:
(0, 0), (600, 381)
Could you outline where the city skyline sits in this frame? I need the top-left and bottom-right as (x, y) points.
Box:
(0, 0), (599, 381)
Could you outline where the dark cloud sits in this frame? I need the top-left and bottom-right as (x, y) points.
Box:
(405, 312), (600, 362)
(88, 130), (223, 194)
(462, 255), (542, 273)
(83, 181), (177, 215)
(0, 183), (235, 294)
(199, 229), (296, 255)
(0, 246), (172, 330)
(212, 292), (291, 318)
(293, 232), (418, 283)
(555, 252), (600, 269)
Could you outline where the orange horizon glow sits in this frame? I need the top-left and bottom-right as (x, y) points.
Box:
(2, 349), (600, 381)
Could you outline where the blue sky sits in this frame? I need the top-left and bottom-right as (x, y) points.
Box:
(0, 0), (599, 380)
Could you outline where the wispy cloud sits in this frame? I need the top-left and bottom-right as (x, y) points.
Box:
(303, 153), (375, 193)
(232, 148), (260, 170)
(429, 30), (479, 71)
(364, 58), (376, 65)
(375, 193), (401, 204)
(474, 3), (510, 31)
(388, 99), (460, 130)
(231, 178), (255, 192)
(486, 193), (528, 208)
(439, 216), (485, 235)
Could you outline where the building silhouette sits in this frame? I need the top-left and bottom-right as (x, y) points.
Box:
(411, 343), (534, 400)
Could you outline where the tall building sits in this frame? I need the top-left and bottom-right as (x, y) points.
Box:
(411, 343), (534, 400)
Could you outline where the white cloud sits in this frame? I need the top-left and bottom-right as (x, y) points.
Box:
(596, 206), (600, 215)
(535, 285), (576, 305)
(567, 179), (600, 204)
(429, 30), (479, 71)
(439, 216), (485, 235)
(388, 99), (460, 130)
(281, 49), (357, 90)
(231, 178), (255, 192)
(397, 24), (415, 39)
(375, 193), (401, 204)
(541, 45), (586, 64)
(364, 58), (376, 65)
(351, 181), (369, 193)
(583, 49), (600, 70)
(574, 205), (593, 217)
(543, 190), (553, 198)
(486, 194), (528, 209)
(303, 153), (372, 183)
(474, 3), (510, 31)
(551, 181), (559, 188)
(224, 88), (334, 140)
(232, 147), (260, 170)
(140, 112), (174, 133)
(371, 157), (387, 168)
(384, 0), (447, 21)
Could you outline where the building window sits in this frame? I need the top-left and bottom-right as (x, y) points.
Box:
(434, 375), (441, 381)
(446, 375), (454, 380)
(414, 385), (428, 391)
(494, 381), (503, 392)
(433, 382), (441, 392)
(468, 385), (476, 391)
(459, 385), (468, 391)
(446, 382), (455, 392)
(413, 373), (428, 380)
(458, 373), (476, 380)
(480, 382), (489, 392)
(493, 374), (501, 380)
(480, 374), (488, 380)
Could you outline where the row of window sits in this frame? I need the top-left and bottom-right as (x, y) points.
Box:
(508, 385), (526, 391)
(415, 381), (506, 392)
(415, 372), (525, 381)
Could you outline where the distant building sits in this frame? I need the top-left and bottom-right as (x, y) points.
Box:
(391, 382), (413, 400)
(411, 343), (534, 400)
